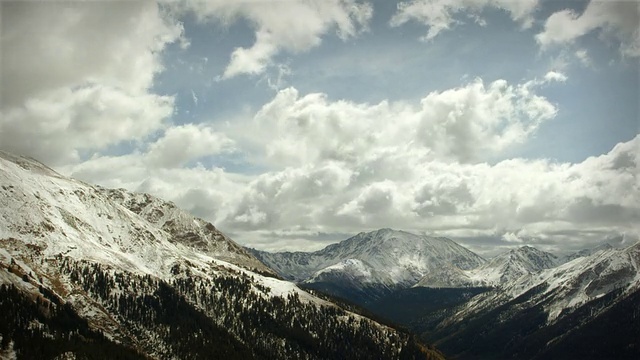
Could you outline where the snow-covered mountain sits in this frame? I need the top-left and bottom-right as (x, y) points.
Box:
(560, 243), (614, 263)
(252, 222), (639, 358)
(417, 245), (560, 288)
(0, 151), (440, 359)
(425, 241), (640, 358)
(0, 150), (272, 277)
(252, 228), (486, 289)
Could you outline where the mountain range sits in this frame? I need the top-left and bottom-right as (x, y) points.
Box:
(1, 150), (638, 359)
(0, 151), (440, 360)
(252, 228), (640, 359)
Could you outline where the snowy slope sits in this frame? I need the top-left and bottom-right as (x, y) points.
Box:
(467, 245), (559, 286)
(0, 150), (273, 277)
(99, 187), (273, 274)
(560, 243), (614, 263)
(252, 228), (486, 288)
(423, 242), (640, 359)
(416, 245), (560, 288)
(445, 241), (640, 323)
(513, 242), (639, 320)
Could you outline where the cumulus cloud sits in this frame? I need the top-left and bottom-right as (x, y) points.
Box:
(2, 0), (635, 257)
(244, 74), (561, 166)
(0, 85), (174, 166)
(536, 0), (640, 57)
(1, 1), (183, 106)
(173, 0), (372, 78)
(53, 74), (636, 254)
(146, 124), (235, 168)
(0, 1), (184, 165)
(390, 0), (539, 40)
(202, 76), (636, 252)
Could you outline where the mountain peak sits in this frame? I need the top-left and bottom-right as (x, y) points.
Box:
(253, 229), (486, 288)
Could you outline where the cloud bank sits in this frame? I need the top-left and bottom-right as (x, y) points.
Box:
(1, 0), (638, 256)
(62, 78), (639, 255)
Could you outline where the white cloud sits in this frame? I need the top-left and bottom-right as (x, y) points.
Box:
(1, 1), (183, 106)
(536, 0), (640, 57)
(2, 0), (635, 256)
(146, 124), (235, 168)
(575, 49), (592, 67)
(54, 76), (636, 253)
(390, 0), (539, 40)
(0, 1), (184, 165)
(243, 75), (559, 166)
(0, 85), (174, 166)
(543, 71), (568, 82)
(173, 0), (372, 78)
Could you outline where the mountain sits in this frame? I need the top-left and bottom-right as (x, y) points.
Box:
(425, 241), (640, 359)
(254, 222), (639, 358)
(252, 228), (485, 285)
(0, 151), (442, 360)
(416, 245), (560, 288)
(560, 243), (614, 263)
(98, 186), (275, 275)
(372, 242), (640, 359)
(251, 228), (485, 304)
(0, 150), (270, 277)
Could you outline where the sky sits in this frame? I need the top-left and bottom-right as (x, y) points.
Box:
(1, 0), (638, 257)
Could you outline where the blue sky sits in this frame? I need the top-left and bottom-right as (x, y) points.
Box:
(1, 0), (638, 256)
(152, 0), (638, 165)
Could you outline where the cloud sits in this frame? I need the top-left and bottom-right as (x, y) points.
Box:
(173, 0), (372, 78)
(1, 1), (183, 106)
(0, 1), (183, 165)
(543, 71), (568, 82)
(536, 0), (640, 57)
(146, 124), (235, 168)
(243, 74), (561, 166)
(390, 0), (539, 40)
(54, 73), (636, 254)
(0, 85), (174, 166)
(574, 49), (592, 67)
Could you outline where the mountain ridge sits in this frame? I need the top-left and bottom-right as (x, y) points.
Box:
(250, 228), (486, 287)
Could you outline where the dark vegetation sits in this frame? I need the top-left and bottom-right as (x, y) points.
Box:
(1, 257), (444, 359)
(303, 281), (395, 309)
(538, 287), (640, 359)
(0, 283), (146, 360)
(366, 287), (492, 333)
(310, 283), (640, 360)
(416, 286), (640, 359)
